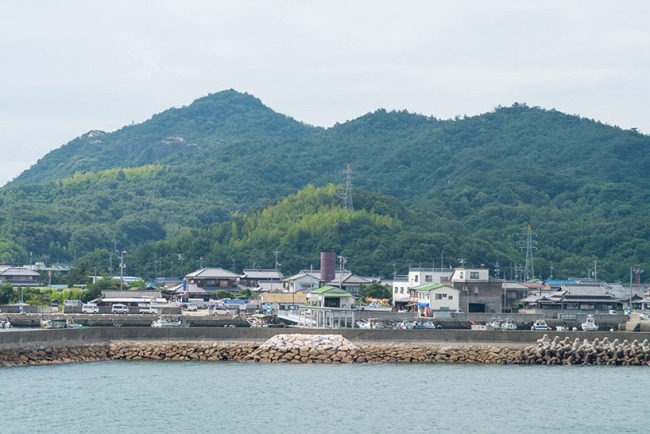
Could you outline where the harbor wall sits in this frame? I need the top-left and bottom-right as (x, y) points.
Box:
(2, 327), (650, 347)
(3, 328), (650, 367)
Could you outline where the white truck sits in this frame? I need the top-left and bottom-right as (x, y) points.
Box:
(188, 298), (207, 309)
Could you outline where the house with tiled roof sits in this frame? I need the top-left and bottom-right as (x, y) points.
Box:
(0, 266), (41, 287)
(162, 267), (242, 299)
(240, 269), (284, 292)
(523, 284), (621, 312)
(283, 271), (322, 294)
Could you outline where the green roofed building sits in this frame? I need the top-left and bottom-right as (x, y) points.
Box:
(307, 285), (355, 309)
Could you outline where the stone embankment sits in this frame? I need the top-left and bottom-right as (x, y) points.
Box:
(3, 334), (650, 367)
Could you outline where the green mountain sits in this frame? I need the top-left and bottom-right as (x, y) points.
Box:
(0, 91), (648, 283)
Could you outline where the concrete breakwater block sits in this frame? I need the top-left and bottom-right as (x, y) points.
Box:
(518, 334), (650, 365)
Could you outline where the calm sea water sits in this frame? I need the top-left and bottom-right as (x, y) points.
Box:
(2, 361), (647, 434)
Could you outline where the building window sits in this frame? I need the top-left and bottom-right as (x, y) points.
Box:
(414, 275), (419, 282)
(473, 287), (479, 295)
(394, 288), (398, 294)
(470, 271), (479, 279)
(459, 272), (464, 279)
(449, 295), (453, 300)
(436, 294), (443, 300)
(400, 288), (404, 294)
(425, 275), (432, 282)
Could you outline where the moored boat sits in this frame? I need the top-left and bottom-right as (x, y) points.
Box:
(581, 314), (599, 331)
(356, 318), (386, 329)
(40, 318), (67, 329)
(471, 317), (501, 331)
(65, 318), (88, 329)
(151, 316), (190, 328)
(531, 319), (550, 331)
(501, 319), (517, 330)
(362, 301), (393, 312)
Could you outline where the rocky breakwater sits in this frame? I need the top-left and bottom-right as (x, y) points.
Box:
(4, 333), (650, 367)
(515, 335), (650, 365)
(244, 334), (522, 364)
(0, 344), (112, 367)
(109, 341), (258, 362)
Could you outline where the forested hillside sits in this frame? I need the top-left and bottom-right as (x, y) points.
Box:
(0, 90), (648, 283)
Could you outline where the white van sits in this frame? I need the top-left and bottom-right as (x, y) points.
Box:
(82, 303), (99, 314)
(138, 304), (157, 314)
(111, 304), (129, 314)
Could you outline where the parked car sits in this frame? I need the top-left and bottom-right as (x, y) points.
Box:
(138, 304), (157, 314)
(111, 304), (129, 314)
(186, 303), (198, 312)
(82, 303), (99, 314)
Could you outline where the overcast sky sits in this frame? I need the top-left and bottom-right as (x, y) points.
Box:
(1, 0), (649, 186)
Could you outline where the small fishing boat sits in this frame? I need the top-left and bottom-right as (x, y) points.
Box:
(40, 318), (67, 329)
(362, 301), (393, 312)
(581, 314), (599, 331)
(151, 316), (190, 328)
(246, 313), (285, 328)
(356, 318), (386, 329)
(471, 317), (501, 331)
(412, 320), (442, 329)
(500, 319), (517, 331)
(1, 317), (11, 328)
(531, 319), (550, 331)
(65, 318), (88, 329)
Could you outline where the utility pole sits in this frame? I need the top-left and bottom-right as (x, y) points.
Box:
(341, 164), (354, 211)
(272, 249), (281, 294)
(118, 250), (127, 290)
(337, 255), (347, 288)
(629, 266), (634, 315)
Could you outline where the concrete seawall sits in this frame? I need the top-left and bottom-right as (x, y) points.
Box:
(4, 327), (650, 346)
(2, 328), (650, 367)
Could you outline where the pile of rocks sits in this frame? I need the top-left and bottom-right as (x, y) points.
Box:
(108, 341), (257, 362)
(0, 344), (111, 367)
(513, 335), (650, 365)
(246, 334), (362, 363)
(359, 343), (518, 364)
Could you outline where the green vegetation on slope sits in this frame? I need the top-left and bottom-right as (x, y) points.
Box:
(0, 92), (648, 283)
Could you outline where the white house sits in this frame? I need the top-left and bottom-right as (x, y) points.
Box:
(392, 267), (454, 309)
(409, 267), (454, 286)
(450, 267), (490, 283)
(415, 283), (460, 314)
(283, 271), (322, 294)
